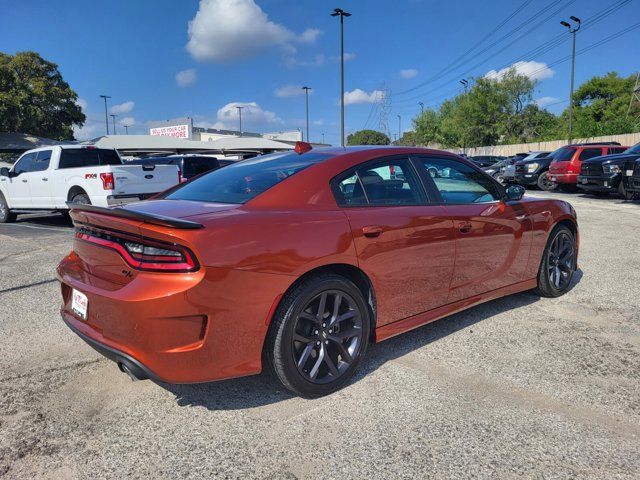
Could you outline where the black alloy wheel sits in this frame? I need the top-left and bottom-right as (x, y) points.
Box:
(537, 171), (557, 191)
(534, 225), (577, 297)
(266, 274), (370, 397)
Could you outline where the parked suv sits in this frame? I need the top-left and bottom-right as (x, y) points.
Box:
(623, 144), (640, 199)
(514, 152), (560, 191)
(548, 143), (627, 191)
(577, 142), (640, 198)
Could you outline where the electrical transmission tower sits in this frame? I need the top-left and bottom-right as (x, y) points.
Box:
(628, 72), (640, 127)
(377, 84), (392, 138)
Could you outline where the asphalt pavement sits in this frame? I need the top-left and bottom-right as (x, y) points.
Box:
(1, 193), (639, 479)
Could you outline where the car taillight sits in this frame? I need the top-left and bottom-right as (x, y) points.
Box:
(75, 228), (198, 272)
(100, 172), (115, 190)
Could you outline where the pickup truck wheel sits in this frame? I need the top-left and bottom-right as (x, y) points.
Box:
(618, 180), (634, 200)
(0, 192), (17, 223)
(536, 171), (557, 191)
(71, 193), (91, 205)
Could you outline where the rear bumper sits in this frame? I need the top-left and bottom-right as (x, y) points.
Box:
(576, 174), (620, 192)
(548, 172), (578, 184)
(57, 253), (293, 384)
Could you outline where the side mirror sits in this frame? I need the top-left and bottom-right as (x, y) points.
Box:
(505, 184), (525, 201)
(0, 167), (10, 177)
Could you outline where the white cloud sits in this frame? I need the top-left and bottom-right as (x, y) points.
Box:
(176, 68), (197, 87)
(186, 0), (320, 63)
(274, 85), (308, 97)
(400, 68), (418, 79)
(297, 28), (322, 44)
(119, 116), (136, 126)
(343, 89), (386, 106)
(485, 60), (554, 81)
(110, 101), (135, 115)
(73, 122), (103, 141)
(213, 101), (282, 130)
(535, 96), (561, 108)
(76, 98), (88, 111)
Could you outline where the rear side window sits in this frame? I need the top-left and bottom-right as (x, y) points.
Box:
(578, 148), (603, 161)
(58, 149), (122, 169)
(334, 158), (423, 206)
(164, 151), (332, 204)
(608, 147), (626, 154)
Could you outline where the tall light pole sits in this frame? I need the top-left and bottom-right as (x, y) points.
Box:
(460, 80), (469, 154)
(109, 114), (117, 134)
(397, 114), (402, 143)
(236, 106), (244, 137)
(123, 125), (130, 135)
(322, 133), (325, 144)
(99, 95), (111, 135)
(418, 102), (424, 114)
(331, 8), (351, 147)
(561, 16), (581, 143)
(302, 86), (311, 142)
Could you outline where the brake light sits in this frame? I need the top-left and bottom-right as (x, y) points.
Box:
(294, 141), (313, 154)
(75, 228), (198, 272)
(100, 172), (115, 190)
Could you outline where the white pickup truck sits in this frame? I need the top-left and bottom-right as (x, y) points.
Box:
(0, 145), (179, 223)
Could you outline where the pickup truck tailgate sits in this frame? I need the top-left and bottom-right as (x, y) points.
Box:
(112, 165), (179, 195)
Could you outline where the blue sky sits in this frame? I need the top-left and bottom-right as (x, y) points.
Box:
(2, 0), (639, 145)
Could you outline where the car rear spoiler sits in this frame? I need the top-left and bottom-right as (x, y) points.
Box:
(66, 203), (204, 230)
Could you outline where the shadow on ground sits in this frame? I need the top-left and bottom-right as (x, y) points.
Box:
(161, 270), (582, 410)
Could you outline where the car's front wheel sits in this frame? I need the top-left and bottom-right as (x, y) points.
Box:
(537, 171), (557, 191)
(0, 192), (17, 223)
(534, 225), (577, 298)
(266, 273), (370, 397)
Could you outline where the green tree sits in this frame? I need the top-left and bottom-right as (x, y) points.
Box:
(346, 129), (390, 145)
(567, 72), (638, 137)
(0, 51), (85, 140)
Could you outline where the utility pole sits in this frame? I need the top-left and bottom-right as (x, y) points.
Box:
(561, 16), (581, 143)
(109, 114), (117, 135)
(123, 125), (130, 135)
(236, 106), (244, 137)
(99, 95), (111, 135)
(460, 79), (468, 94)
(460, 79), (469, 154)
(322, 133), (325, 144)
(397, 114), (402, 143)
(331, 8), (351, 147)
(418, 102), (424, 114)
(302, 86), (311, 142)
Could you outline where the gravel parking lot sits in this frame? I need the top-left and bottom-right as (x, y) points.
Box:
(1, 191), (639, 479)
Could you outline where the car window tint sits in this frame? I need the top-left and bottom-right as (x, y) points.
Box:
(579, 148), (603, 161)
(164, 151), (332, 204)
(549, 147), (575, 161)
(608, 147), (626, 154)
(59, 149), (121, 168)
(31, 150), (52, 172)
(419, 157), (501, 204)
(99, 149), (122, 165)
(13, 153), (36, 174)
(335, 159), (422, 206)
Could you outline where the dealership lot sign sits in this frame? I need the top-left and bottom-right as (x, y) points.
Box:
(149, 124), (191, 139)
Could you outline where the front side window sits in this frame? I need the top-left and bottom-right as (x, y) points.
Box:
(418, 157), (501, 204)
(164, 151), (332, 204)
(13, 152), (36, 175)
(31, 150), (52, 172)
(334, 159), (423, 206)
(549, 147), (575, 161)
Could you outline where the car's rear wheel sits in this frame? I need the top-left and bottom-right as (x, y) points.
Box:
(0, 192), (17, 223)
(537, 171), (557, 191)
(618, 179), (635, 200)
(266, 273), (370, 397)
(533, 225), (577, 298)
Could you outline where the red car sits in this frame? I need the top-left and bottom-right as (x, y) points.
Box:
(548, 143), (628, 190)
(57, 146), (579, 397)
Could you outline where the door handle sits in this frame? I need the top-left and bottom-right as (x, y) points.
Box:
(42, 178), (48, 181)
(362, 226), (383, 238)
(457, 221), (472, 234)
(21, 179), (28, 183)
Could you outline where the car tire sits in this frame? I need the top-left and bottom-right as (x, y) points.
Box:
(265, 273), (371, 398)
(0, 192), (17, 223)
(71, 193), (91, 205)
(618, 180), (634, 200)
(533, 225), (577, 298)
(536, 171), (557, 191)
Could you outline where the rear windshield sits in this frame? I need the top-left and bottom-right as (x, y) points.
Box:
(548, 146), (575, 161)
(183, 157), (220, 177)
(58, 148), (122, 168)
(163, 151), (332, 204)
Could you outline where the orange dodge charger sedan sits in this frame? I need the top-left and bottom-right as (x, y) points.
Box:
(58, 145), (579, 397)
